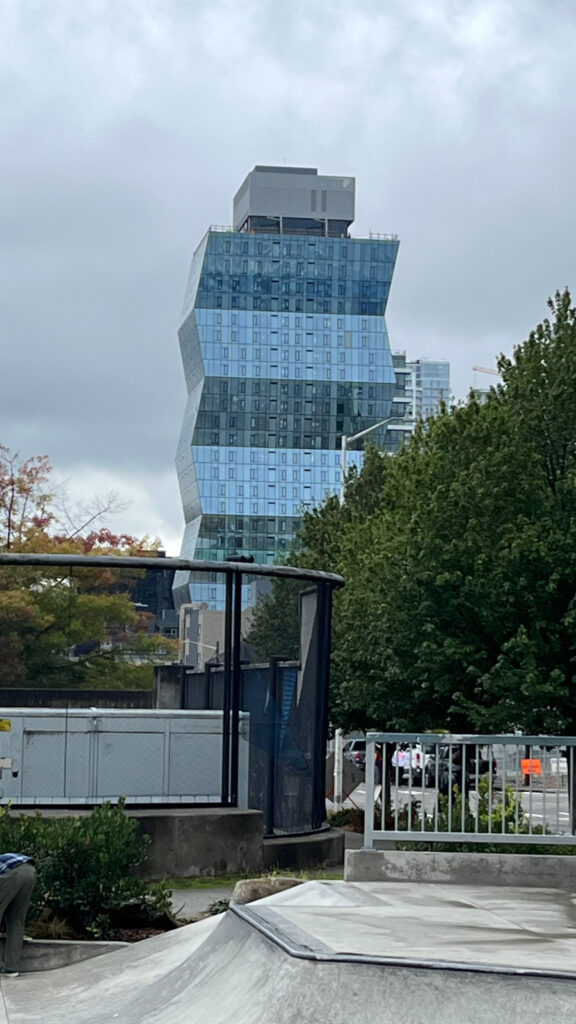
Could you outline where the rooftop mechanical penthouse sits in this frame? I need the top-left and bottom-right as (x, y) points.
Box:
(174, 166), (399, 610)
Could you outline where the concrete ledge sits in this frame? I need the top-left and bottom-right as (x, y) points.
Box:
(0, 937), (128, 973)
(263, 828), (344, 871)
(134, 808), (264, 878)
(345, 849), (576, 887)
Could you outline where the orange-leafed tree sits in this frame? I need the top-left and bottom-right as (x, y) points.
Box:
(0, 446), (176, 688)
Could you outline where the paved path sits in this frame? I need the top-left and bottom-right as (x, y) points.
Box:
(2, 879), (576, 1021)
(170, 886), (235, 919)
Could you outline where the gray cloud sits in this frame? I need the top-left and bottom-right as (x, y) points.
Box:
(1, 0), (575, 548)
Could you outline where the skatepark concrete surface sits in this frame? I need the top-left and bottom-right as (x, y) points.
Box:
(3, 879), (576, 1022)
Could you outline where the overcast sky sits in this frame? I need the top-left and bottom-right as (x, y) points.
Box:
(1, 0), (575, 553)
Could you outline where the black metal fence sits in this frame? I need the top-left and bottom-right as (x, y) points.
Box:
(179, 578), (335, 833)
(0, 553), (343, 832)
(182, 655), (326, 835)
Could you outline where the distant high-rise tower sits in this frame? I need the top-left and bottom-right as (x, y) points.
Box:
(174, 166), (399, 609)
(406, 358), (450, 419)
(390, 353), (451, 446)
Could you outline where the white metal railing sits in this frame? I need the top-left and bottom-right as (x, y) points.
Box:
(208, 225), (399, 242)
(364, 732), (576, 848)
(366, 232), (399, 241)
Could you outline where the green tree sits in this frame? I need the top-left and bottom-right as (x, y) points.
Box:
(246, 447), (390, 684)
(334, 291), (576, 733)
(249, 290), (576, 736)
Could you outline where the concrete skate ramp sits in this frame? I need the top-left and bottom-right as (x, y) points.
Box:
(3, 882), (576, 1023)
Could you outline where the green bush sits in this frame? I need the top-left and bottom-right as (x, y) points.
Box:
(328, 808), (363, 830)
(0, 800), (172, 938)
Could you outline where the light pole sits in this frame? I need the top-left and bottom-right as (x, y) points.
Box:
(340, 417), (407, 502)
(181, 637), (220, 668)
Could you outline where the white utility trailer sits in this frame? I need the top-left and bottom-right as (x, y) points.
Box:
(0, 708), (249, 806)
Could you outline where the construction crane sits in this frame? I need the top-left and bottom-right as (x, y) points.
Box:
(472, 366), (501, 389)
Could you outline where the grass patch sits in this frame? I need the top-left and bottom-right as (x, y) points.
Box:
(166, 875), (247, 890)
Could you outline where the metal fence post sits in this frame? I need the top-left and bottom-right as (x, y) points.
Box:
(265, 655), (282, 835)
(179, 664), (187, 710)
(229, 570), (243, 807)
(220, 574), (234, 805)
(364, 733), (375, 849)
(312, 582), (332, 830)
(334, 727), (343, 812)
(202, 664), (212, 709)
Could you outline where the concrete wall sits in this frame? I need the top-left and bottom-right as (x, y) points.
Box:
(153, 665), (182, 709)
(345, 849), (576, 888)
(14, 802), (341, 876)
(134, 808), (264, 878)
(263, 829), (344, 871)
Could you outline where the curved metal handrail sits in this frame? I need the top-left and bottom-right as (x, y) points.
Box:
(0, 552), (344, 588)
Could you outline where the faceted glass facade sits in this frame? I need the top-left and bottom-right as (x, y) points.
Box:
(175, 229), (399, 609)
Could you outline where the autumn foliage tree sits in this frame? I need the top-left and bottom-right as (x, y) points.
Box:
(0, 446), (175, 688)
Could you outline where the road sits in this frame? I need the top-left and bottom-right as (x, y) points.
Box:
(344, 782), (573, 835)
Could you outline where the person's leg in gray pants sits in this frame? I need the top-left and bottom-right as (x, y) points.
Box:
(0, 863), (37, 972)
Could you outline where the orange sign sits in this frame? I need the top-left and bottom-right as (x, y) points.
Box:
(521, 758), (542, 776)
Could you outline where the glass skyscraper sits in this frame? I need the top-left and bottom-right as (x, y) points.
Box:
(407, 358), (451, 420)
(389, 353), (451, 447)
(173, 166), (399, 609)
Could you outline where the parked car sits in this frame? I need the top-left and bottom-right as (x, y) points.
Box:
(424, 745), (497, 791)
(342, 738), (366, 771)
(391, 743), (433, 784)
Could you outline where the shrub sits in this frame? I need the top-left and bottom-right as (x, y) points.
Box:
(328, 808), (364, 831)
(0, 800), (172, 938)
(329, 804), (384, 832)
